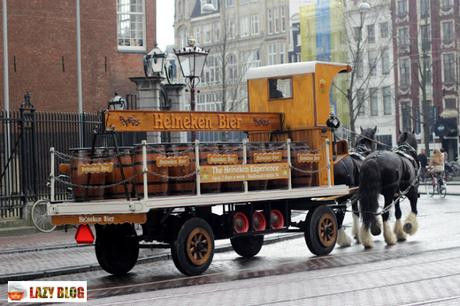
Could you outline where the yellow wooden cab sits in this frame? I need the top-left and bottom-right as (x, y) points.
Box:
(246, 61), (351, 186)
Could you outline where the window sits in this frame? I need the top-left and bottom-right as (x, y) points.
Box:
(382, 49), (390, 75)
(281, 7), (286, 32)
(422, 55), (432, 83)
(267, 8), (273, 34)
(398, 27), (409, 47)
(248, 49), (261, 68)
(421, 24), (431, 50)
(204, 25), (212, 43)
(250, 15), (259, 35)
(356, 57), (363, 78)
(274, 8), (280, 33)
(380, 22), (388, 39)
(268, 44), (277, 65)
(442, 21), (454, 44)
(401, 102), (412, 132)
(445, 98), (456, 109)
(269, 78), (292, 99)
(357, 89), (365, 115)
(213, 23), (220, 41)
(383, 86), (392, 115)
(420, 0), (430, 17)
(367, 25), (375, 44)
(194, 27), (202, 45)
(117, 0), (146, 51)
(443, 53), (456, 83)
(227, 54), (237, 81)
(399, 58), (410, 87)
(279, 43), (285, 64)
(441, 0), (453, 9)
(354, 27), (362, 42)
(226, 0), (234, 7)
(240, 16), (250, 37)
(368, 51), (377, 76)
(227, 20), (236, 39)
(370, 88), (378, 116)
(397, 0), (408, 16)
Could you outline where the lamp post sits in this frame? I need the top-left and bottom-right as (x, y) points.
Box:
(143, 45), (166, 78)
(108, 93), (126, 110)
(174, 39), (209, 141)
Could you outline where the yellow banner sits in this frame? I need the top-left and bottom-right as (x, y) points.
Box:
(156, 156), (190, 167)
(200, 163), (289, 183)
(207, 153), (239, 165)
(296, 153), (320, 163)
(79, 162), (113, 174)
(253, 152), (283, 163)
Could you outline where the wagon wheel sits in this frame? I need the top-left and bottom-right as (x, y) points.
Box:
(95, 224), (139, 276)
(31, 199), (56, 233)
(171, 217), (214, 276)
(231, 235), (264, 258)
(304, 205), (337, 256)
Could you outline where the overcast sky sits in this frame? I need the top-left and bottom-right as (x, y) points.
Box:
(156, 1), (175, 50)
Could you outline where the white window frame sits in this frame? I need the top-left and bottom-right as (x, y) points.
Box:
(442, 52), (456, 83)
(240, 16), (250, 38)
(399, 57), (411, 87)
(268, 44), (277, 65)
(250, 14), (259, 36)
(117, 0), (146, 52)
(441, 20), (454, 45)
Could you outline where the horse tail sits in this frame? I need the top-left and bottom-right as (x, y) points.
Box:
(359, 158), (381, 229)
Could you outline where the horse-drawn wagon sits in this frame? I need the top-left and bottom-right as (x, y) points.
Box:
(48, 61), (354, 276)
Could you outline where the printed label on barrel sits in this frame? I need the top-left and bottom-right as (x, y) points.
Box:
(79, 162), (114, 174)
(156, 156), (190, 167)
(296, 153), (320, 163)
(207, 154), (239, 165)
(253, 152), (283, 163)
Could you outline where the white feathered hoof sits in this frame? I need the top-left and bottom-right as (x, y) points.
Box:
(383, 221), (396, 246)
(393, 219), (407, 242)
(359, 224), (374, 249)
(403, 212), (418, 235)
(337, 228), (352, 248)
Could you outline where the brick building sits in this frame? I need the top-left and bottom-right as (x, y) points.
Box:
(392, 0), (459, 159)
(0, 0), (156, 112)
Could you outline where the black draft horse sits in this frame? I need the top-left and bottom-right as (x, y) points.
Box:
(334, 126), (377, 247)
(358, 131), (419, 248)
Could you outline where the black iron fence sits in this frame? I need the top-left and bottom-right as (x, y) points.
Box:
(0, 93), (142, 219)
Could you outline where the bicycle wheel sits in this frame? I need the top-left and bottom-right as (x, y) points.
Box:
(31, 199), (56, 233)
(424, 178), (434, 197)
(439, 181), (447, 198)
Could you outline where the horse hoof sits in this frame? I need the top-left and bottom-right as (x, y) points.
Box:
(403, 222), (412, 234)
(371, 224), (381, 236)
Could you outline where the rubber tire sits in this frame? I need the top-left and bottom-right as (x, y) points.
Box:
(171, 217), (215, 276)
(230, 235), (264, 258)
(304, 205), (338, 256)
(95, 224), (139, 276)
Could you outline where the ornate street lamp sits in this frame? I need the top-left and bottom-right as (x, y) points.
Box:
(108, 92), (126, 110)
(174, 39), (209, 140)
(143, 45), (166, 77)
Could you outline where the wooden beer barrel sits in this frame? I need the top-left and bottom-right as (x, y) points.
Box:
(199, 143), (221, 193)
(267, 142), (289, 190)
(167, 143), (196, 195)
(248, 142), (268, 191)
(70, 148), (107, 201)
(133, 144), (169, 196)
(291, 143), (314, 188)
(220, 143), (244, 192)
(105, 147), (133, 199)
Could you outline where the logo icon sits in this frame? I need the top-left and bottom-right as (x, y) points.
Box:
(8, 283), (26, 301)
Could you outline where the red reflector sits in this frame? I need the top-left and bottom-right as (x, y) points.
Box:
(75, 224), (94, 244)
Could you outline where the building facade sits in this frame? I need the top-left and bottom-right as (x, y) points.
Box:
(0, 0), (156, 112)
(174, 0), (290, 134)
(346, 0), (396, 147)
(393, 0), (459, 159)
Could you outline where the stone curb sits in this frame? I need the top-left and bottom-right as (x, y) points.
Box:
(0, 233), (303, 284)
